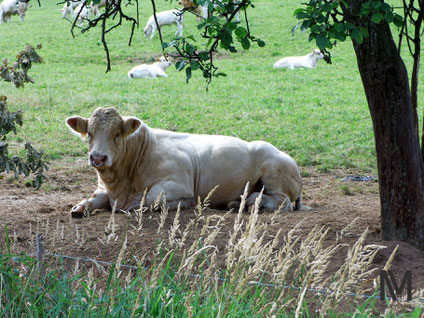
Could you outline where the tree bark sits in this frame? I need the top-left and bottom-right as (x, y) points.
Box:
(343, 1), (424, 248)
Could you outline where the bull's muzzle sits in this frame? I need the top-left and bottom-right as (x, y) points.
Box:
(90, 153), (108, 168)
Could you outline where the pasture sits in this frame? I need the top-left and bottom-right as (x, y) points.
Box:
(1, 0), (424, 315)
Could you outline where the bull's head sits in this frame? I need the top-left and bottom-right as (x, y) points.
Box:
(66, 107), (142, 170)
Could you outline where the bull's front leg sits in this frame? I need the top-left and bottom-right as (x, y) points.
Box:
(70, 188), (111, 217)
(146, 181), (196, 210)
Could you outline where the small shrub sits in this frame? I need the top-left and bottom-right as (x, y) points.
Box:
(0, 45), (48, 188)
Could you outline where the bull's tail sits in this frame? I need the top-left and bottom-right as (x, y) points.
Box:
(294, 195), (302, 211)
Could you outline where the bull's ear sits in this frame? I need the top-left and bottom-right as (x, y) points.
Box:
(123, 117), (142, 137)
(66, 116), (88, 139)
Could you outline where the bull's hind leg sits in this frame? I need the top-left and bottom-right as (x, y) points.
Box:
(246, 192), (293, 212)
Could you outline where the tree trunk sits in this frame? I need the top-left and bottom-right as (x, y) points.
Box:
(344, 1), (424, 248)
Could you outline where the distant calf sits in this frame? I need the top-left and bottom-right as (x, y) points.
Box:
(274, 49), (324, 69)
(74, 3), (90, 26)
(0, 0), (30, 23)
(144, 9), (184, 39)
(66, 107), (302, 216)
(128, 56), (172, 79)
(179, 0), (240, 22)
(178, 0), (203, 19)
(60, 0), (81, 19)
(90, 0), (117, 17)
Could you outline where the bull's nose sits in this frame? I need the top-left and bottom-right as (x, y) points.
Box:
(90, 154), (107, 168)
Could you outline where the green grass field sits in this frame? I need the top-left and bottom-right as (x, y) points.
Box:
(2, 0), (413, 173)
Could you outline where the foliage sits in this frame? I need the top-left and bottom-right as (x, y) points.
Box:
(0, 44), (43, 88)
(0, 46), (48, 188)
(293, 0), (403, 60)
(162, 0), (265, 84)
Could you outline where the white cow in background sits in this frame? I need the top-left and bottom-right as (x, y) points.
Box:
(128, 56), (172, 79)
(144, 9), (184, 39)
(0, 0), (30, 23)
(59, 0), (81, 19)
(74, 2), (90, 25)
(274, 49), (324, 69)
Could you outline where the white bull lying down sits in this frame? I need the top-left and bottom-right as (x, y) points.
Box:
(66, 107), (302, 216)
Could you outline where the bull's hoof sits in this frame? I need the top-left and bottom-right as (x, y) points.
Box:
(226, 200), (240, 210)
(70, 204), (86, 218)
(247, 204), (256, 214)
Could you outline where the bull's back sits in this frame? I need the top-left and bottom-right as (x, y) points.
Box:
(185, 134), (260, 202)
(153, 130), (301, 204)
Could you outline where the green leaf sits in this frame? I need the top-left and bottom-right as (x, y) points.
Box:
(380, 3), (391, 12)
(241, 38), (250, 50)
(344, 22), (355, 30)
(335, 33), (346, 41)
(175, 60), (187, 71)
(190, 60), (200, 70)
(360, 26), (369, 39)
(384, 11), (394, 23)
(293, 8), (304, 16)
(322, 3), (332, 12)
(300, 20), (311, 31)
(360, 8), (371, 17)
(186, 35), (196, 42)
(185, 43), (196, 54)
(361, 2), (371, 10)
(310, 25), (322, 33)
(371, 13), (382, 24)
(198, 51), (209, 60)
(315, 34), (329, 50)
(235, 27), (248, 38)
(316, 14), (326, 23)
(371, 1), (382, 10)
(257, 40), (265, 47)
(218, 28), (233, 48)
(296, 11), (310, 20)
(351, 28), (363, 44)
(393, 14), (404, 27)
(197, 21), (207, 30)
(226, 22), (238, 31)
(185, 67), (192, 83)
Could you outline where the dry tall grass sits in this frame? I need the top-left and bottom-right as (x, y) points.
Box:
(5, 188), (424, 316)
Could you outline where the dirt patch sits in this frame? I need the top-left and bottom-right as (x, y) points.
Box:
(1, 161), (424, 297)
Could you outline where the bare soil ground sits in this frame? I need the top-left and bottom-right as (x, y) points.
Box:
(1, 161), (424, 298)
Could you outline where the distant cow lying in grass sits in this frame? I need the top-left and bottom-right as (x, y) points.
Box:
(66, 107), (302, 216)
(274, 49), (324, 69)
(127, 56), (171, 79)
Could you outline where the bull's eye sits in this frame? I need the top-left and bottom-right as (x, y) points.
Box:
(87, 132), (92, 138)
(115, 133), (120, 139)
